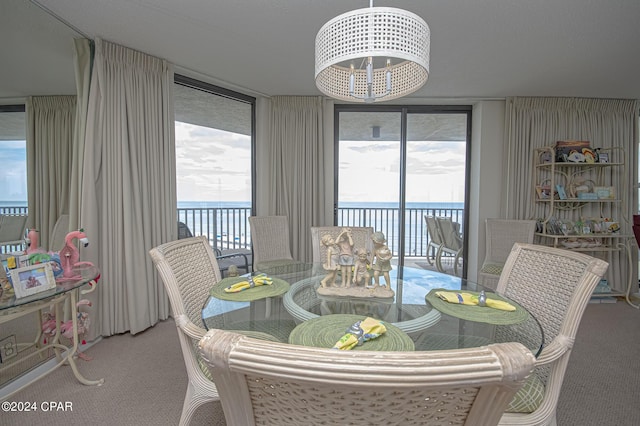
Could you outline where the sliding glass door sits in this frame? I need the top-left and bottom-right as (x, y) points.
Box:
(335, 105), (471, 274)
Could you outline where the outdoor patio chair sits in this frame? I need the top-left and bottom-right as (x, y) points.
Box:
(0, 214), (28, 253)
(478, 219), (537, 290)
(435, 216), (463, 275)
(198, 329), (535, 426)
(149, 236), (221, 426)
(423, 215), (444, 267)
(177, 221), (251, 277)
(495, 243), (608, 426)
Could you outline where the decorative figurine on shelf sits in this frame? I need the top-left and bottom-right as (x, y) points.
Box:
(320, 234), (340, 288)
(352, 248), (371, 287)
(371, 232), (393, 288)
(58, 229), (94, 281)
(336, 228), (354, 288)
(582, 147), (596, 163)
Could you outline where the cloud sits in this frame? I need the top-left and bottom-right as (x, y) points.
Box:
(176, 122), (252, 201)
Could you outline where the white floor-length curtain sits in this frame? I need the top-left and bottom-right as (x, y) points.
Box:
(69, 38), (93, 235)
(79, 38), (175, 336)
(262, 96), (330, 262)
(504, 97), (639, 294)
(26, 95), (76, 249)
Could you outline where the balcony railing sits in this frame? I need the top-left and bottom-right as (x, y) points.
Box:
(178, 205), (464, 258)
(3, 205), (464, 258)
(336, 207), (464, 257)
(177, 207), (252, 251)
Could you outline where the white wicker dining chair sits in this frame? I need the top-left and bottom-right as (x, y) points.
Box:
(249, 215), (303, 271)
(478, 219), (537, 290)
(495, 243), (608, 426)
(149, 236), (221, 426)
(199, 328), (535, 426)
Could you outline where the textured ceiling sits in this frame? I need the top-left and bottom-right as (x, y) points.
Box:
(2, 0), (640, 101)
(1, 1), (639, 141)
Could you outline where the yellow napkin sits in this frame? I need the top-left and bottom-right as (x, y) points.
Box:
(435, 291), (516, 311)
(332, 317), (387, 350)
(224, 274), (273, 293)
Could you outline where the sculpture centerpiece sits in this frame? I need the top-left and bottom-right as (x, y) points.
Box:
(317, 228), (394, 299)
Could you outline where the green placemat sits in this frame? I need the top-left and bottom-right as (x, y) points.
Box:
(289, 314), (415, 351)
(425, 288), (528, 325)
(210, 276), (290, 302)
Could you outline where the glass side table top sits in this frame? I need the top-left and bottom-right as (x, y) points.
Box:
(1, 265), (100, 311)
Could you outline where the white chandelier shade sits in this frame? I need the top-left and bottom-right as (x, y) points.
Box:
(315, 6), (430, 103)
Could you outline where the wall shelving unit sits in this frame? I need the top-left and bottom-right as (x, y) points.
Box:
(531, 145), (637, 308)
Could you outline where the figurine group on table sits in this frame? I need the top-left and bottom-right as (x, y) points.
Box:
(318, 228), (394, 299)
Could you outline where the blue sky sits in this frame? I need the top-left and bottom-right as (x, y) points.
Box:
(0, 141), (27, 202)
(175, 122), (252, 202)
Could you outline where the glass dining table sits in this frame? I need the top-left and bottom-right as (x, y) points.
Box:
(202, 263), (543, 355)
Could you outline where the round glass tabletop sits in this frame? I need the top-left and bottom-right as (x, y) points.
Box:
(202, 264), (543, 355)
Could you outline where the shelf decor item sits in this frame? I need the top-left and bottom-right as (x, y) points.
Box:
(554, 140), (590, 162)
(536, 185), (552, 199)
(556, 184), (568, 200)
(594, 186), (615, 199)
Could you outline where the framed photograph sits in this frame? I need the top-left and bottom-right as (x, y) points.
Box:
(10, 263), (56, 298)
(598, 152), (609, 163)
(536, 185), (552, 199)
(556, 184), (568, 200)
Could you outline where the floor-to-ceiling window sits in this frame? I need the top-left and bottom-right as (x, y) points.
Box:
(173, 75), (255, 251)
(0, 105), (28, 251)
(335, 105), (471, 275)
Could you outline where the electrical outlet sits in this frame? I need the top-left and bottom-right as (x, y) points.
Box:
(0, 335), (18, 363)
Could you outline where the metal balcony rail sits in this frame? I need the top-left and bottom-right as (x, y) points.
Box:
(2, 205), (464, 258)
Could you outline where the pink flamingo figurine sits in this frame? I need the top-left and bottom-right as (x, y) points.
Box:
(41, 299), (93, 360)
(58, 229), (94, 281)
(26, 229), (46, 254)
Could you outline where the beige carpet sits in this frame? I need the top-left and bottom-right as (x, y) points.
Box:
(1, 319), (225, 426)
(1, 302), (639, 426)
